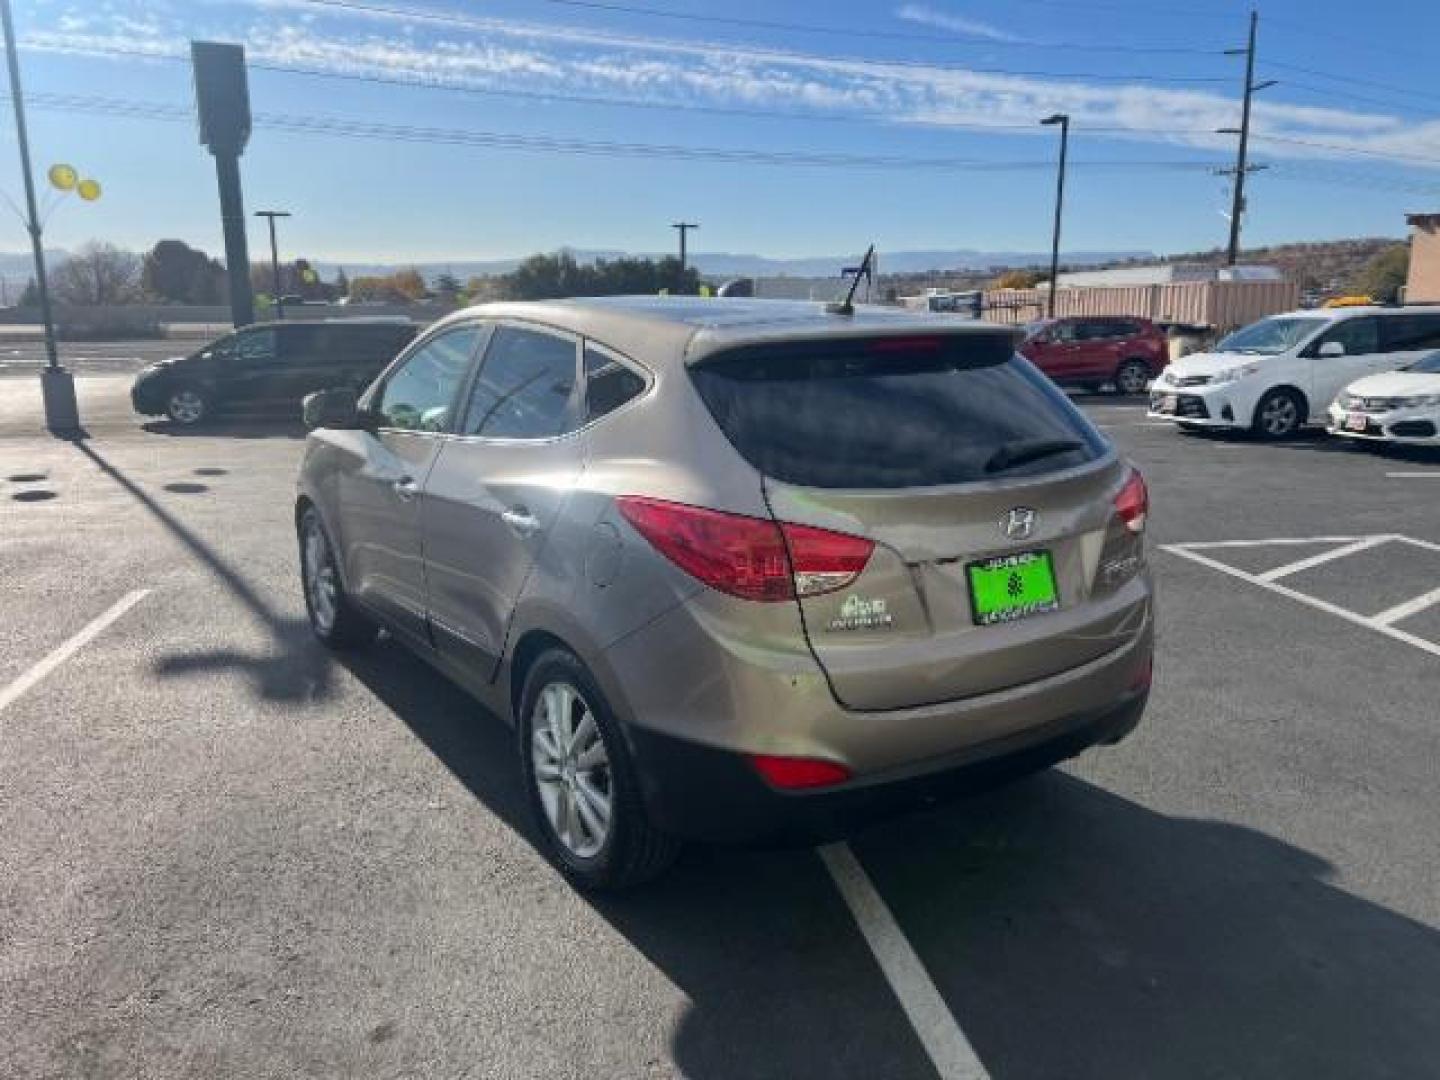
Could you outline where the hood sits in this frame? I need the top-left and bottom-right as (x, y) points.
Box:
(1342, 370), (1440, 398)
(1165, 351), (1265, 376)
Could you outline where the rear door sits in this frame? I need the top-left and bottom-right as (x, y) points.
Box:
(689, 332), (1142, 711)
(1305, 317), (1381, 405)
(421, 323), (586, 675)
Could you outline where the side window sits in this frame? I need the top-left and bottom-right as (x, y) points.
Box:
(375, 327), (480, 432)
(461, 326), (579, 439)
(235, 327), (278, 366)
(584, 345), (646, 422)
(1050, 321), (1080, 343)
(1380, 314), (1440, 352)
(1314, 318), (1379, 358)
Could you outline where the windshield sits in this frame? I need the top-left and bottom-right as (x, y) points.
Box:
(1216, 316), (1326, 355)
(1406, 350), (1440, 374)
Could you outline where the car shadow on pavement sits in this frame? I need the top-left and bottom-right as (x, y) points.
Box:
(340, 637), (940, 1079)
(140, 419), (307, 440)
(68, 436), (334, 703)
(848, 773), (1440, 1078)
(340, 637), (1440, 1079)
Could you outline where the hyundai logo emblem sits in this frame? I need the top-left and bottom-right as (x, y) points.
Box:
(1001, 507), (1037, 540)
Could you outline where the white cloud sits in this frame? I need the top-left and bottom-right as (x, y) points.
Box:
(20, 3), (1440, 173)
(894, 3), (1031, 45)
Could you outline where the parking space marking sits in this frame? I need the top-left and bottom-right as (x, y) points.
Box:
(1256, 535), (1393, 582)
(1371, 584), (1440, 627)
(1386, 472), (1440, 479)
(0, 589), (150, 719)
(1161, 540), (1440, 659)
(819, 842), (989, 1080)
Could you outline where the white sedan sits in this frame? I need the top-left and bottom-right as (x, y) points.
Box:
(1328, 351), (1440, 448)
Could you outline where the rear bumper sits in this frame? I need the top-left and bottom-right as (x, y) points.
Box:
(626, 687), (1148, 845)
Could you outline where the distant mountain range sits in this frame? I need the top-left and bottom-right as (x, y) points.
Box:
(309, 247), (1155, 281)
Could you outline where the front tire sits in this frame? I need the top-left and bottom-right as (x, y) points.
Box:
(1252, 388), (1306, 439)
(518, 649), (678, 890)
(1114, 359), (1153, 396)
(165, 384), (211, 426)
(299, 507), (378, 648)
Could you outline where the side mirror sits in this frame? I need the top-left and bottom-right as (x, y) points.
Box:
(1318, 341), (1346, 358)
(303, 387), (367, 431)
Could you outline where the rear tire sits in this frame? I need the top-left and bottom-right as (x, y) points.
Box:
(298, 507), (378, 649)
(518, 648), (679, 890)
(1114, 359), (1153, 396)
(1252, 388), (1306, 439)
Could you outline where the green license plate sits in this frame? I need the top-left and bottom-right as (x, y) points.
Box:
(967, 551), (1060, 626)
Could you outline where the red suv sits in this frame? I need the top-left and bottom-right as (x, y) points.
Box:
(1020, 316), (1168, 395)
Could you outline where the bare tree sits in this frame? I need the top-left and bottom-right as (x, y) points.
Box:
(50, 241), (143, 305)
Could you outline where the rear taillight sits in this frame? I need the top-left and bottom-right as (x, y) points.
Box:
(747, 753), (852, 790)
(615, 497), (873, 602)
(779, 521), (874, 598)
(1115, 468), (1148, 535)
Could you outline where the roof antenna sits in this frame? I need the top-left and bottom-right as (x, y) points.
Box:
(826, 244), (874, 316)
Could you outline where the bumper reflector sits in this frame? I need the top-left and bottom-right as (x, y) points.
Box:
(747, 754), (853, 790)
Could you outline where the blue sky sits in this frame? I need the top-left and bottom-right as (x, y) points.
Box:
(3, 0), (1439, 265)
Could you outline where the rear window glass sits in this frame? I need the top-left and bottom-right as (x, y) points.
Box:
(689, 334), (1108, 489)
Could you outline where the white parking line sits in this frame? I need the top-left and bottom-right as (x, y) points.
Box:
(1371, 585), (1440, 627)
(819, 842), (989, 1080)
(0, 590), (149, 719)
(1386, 472), (1440, 479)
(1256, 535), (1394, 582)
(1161, 543), (1440, 659)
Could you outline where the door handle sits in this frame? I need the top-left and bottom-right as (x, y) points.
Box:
(501, 507), (542, 535)
(392, 477), (420, 502)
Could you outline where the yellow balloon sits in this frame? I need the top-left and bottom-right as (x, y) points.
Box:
(48, 163), (78, 191)
(77, 178), (102, 202)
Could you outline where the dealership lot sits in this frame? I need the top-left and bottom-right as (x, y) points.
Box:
(3, 371), (1439, 1079)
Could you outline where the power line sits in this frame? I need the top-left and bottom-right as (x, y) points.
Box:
(1263, 79), (1440, 121)
(1263, 59), (1440, 109)
(1252, 134), (1440, 168)
(6, 90), (1231, 171)
(256, 0), (1226, 82)
(295, 0), (1227, 55)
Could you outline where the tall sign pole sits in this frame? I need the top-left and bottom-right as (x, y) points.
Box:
(192, 41), (255, 326)
(1041, 113), (1070, 319)
(2, 0), (79, 430)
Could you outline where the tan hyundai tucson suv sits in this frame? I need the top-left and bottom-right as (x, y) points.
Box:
(296, 297), (1154, 889)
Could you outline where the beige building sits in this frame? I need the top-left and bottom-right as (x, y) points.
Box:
(1406, 213), (1440, 302)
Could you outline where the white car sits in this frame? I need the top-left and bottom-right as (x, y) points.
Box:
(1149, 305), (1440, 438)
(1328, 350), (1440, 448)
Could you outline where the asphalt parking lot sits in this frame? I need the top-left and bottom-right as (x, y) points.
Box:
(3, 361), (1439, 1079)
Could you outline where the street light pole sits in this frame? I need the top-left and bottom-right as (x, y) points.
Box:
(255, 209), (290, 320)
(671, 221), (698, 289)
(1041, 113), (1069, 320)
(1, 0), (78, 430)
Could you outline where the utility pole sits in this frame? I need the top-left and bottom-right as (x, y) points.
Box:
(2, 0), (78, 430)
(671, 221), (698, 289)
(255, 210), (291, 319)
(1041, 113), (1069, 319)
(1219, 11), (1276, 266)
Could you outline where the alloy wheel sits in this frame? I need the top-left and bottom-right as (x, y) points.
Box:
(168, 389), (205, 425)
(1260, 395), (1299, 436)
(1116, 362), (1151, 396)
(531, 680), (613, 860)
(302, 517), (338, 634)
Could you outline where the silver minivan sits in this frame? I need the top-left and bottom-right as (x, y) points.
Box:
(297, 298), (1154, 888)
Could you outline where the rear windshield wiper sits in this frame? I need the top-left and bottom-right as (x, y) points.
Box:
(983, 438), (1083, 474)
